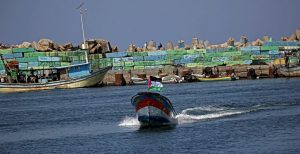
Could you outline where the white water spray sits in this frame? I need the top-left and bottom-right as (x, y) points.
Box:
(118, 116), (140, 127)
(176, 106), (247, 124)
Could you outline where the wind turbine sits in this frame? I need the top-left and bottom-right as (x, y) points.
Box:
(76, 2), (87, 49)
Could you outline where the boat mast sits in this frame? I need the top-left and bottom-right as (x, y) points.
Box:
(76, 2), (87, 49)
(76, 3), (89, 64)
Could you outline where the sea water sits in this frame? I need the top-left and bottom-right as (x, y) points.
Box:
(0, 78), (299, 153)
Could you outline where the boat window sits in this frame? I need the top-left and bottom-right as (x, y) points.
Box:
(75, 66), (80, 70)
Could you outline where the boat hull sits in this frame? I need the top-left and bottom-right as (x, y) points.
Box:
(162, 75), (181, 84)
(197, 76), (235, 82)
(279, 66), (300, 77)
(0, 66), (111, 93)
(131, 92), (178, 128)
(137, 106), (178, 128)
(131, 77), (148, 85)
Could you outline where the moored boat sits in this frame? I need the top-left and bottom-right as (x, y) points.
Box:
(131, 92), (178, 128)
(279, 66), (300, 77)
(131, 75), (183, 85)
(0, 64), (111, 93)
(162, 75), (184, 83)
(197, 76), (237, 82)
(0, 50), (111, 92)
(130, 76), (148, 85)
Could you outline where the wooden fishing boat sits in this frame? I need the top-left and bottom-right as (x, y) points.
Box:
(131, 92), (178, 128)
(131, 75), (182, 85)
(130, 77), (148, 85)
(197, 76), (237, 82)
(279, 66), (300, 77)
(0, 64), (111, 93)
(162, 75), (183, 83)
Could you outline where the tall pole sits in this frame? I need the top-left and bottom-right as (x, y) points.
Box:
(80, 9), (86, 45)
(77, 3), (87, 49)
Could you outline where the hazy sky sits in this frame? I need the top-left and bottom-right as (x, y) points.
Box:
(0, 0), (299, 50)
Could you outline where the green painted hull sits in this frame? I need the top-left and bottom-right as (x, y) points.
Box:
(197, 76), (234, 82)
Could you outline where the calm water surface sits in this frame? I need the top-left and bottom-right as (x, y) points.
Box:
(0, 78), (300, 153)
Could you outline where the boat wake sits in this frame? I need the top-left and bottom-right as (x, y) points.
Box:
(176, 106), (248, 124)
(119, 102), (300, 127)
(175, 101), (300, 124)
(118, 106), (246, 127)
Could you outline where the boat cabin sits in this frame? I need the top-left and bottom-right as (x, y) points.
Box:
(55, 63), (91, 79)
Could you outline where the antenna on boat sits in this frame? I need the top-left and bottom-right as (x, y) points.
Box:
(76, 2), (88, 50)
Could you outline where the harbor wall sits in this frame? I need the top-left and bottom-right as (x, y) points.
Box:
(0, 41), (299, 85)
(102, 65), (275, 86)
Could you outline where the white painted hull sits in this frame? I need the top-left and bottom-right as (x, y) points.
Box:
(131, 77), (147, 85)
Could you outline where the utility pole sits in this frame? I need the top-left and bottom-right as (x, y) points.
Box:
(76, 3), (87, 49)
